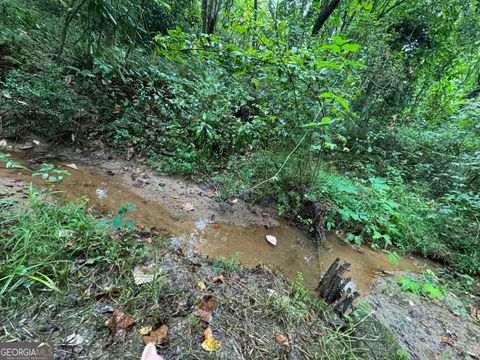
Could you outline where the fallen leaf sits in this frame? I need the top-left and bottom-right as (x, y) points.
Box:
(106, 309), (136, 342)
(143, 325), (168, 345)
(170, 194), (179, 200)
(211, 223), (221, 229)
(133, 266), (155, 285)
(200, 296), (215, 312)
(192, 309), (212, 324)
(139, 326), (153, 335)
(182, 202), (195, 212)
(266, 235), (277, 246)
(198, 281), (207, 291)
(65, 163), (78, 170)
(201, 327), (222, 352)
(212, 274), (225, 283)
(441, 335), (454, 347)
(192, 296), (214, 323)
(275, 334), (289, 347)
(467, 305), (480, 322)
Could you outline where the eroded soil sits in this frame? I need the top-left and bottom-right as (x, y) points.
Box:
(365, 275), (480, 360)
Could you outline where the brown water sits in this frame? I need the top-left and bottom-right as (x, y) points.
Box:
(0, 158), (436, 292)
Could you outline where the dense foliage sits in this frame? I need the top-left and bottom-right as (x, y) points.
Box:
(0, 0), (479, 273)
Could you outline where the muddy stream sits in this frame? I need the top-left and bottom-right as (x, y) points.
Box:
(0, 153), (436, 292)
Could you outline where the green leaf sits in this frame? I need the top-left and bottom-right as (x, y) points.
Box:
(124, 219), (136, 230)
(342, 43), (360, 52)
(388, 251), (399, 266)
(112, 215), (122, 230)
(332, 35), (349, 45)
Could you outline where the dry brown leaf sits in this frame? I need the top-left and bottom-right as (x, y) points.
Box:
(143, 325), (169, 345)
(192, 309), (213, 324)
(193, 296), (214, 323)
(211, 223), (221, 229)
(212, 275), (225, 283)
(275, 334), (289, 347)
(441, 335), (454, 347)
(106, 309), (136, 342)
(467, 305), (480, 322)
(201, 296), (214, 311)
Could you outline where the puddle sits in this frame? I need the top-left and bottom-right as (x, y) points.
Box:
(0, 155), (437, 292)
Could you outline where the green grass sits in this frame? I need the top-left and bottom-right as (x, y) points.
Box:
(0, 189), (411, 359)
(0, 185), (113, 297)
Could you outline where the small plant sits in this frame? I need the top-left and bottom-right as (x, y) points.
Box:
(109, 202), (136, 231)
(397, 270), (444, 300)
(32, 164), (70, 183)
(0, 153), (28, 170)
(212, 254), (240, 276)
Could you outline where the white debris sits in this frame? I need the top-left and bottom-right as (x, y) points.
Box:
(266, 235), (277, 246)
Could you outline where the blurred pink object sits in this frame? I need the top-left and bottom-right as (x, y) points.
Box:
(141, 343), (164, 360)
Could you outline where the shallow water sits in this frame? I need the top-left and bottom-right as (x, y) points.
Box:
(0, 157), (436, 292)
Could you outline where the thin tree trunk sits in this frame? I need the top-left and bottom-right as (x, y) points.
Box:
(311, 0), (341, 35)
(201, 0), (208, 33)
(57, 0), (88, 58)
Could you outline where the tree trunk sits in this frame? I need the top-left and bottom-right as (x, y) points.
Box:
(311, 0), (342, 35)
(57, 0), (89, 58)
(201, 0), (208, 33)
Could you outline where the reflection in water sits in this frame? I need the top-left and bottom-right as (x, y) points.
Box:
(0, 160), (436, 292)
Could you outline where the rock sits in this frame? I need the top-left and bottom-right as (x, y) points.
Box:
(266, 235), (277, 246)
(65, 163), (78, 170)
(94, 302), (114, 314)
(18, 142), (35, 150)
(65, 332), (85, 346)
(126, 147), (134, 161)
(133, 266), (155, 285)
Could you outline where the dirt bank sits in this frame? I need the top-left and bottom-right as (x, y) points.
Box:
(365, 275), (480, 360)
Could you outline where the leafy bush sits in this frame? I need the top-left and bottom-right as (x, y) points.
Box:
(0, 68), (88, 139)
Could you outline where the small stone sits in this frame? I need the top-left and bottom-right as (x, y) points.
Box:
(94, 302), (114, 314)
(65, 333), (85, 346)
(266, 235), (277, 246)
(65, 163), (78, 170)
